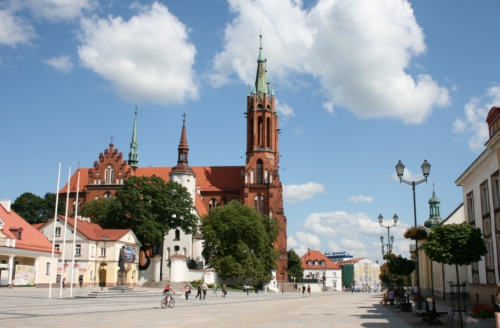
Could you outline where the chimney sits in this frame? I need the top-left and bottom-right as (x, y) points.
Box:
(0, 200), (11, 212)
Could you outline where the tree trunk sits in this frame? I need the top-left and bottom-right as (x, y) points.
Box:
(456, 264), (464, 328)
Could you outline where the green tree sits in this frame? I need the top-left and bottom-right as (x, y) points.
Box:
(287, 249), (304, 282)
(43, 192), (65, 217)
(201, 200), (280, 283)
(100, 176), (198, 268)
(379, 263), (391, 285)
(12, 192), (49, 223)
(422, 222), (487, 328)
(80, 198), (114, 223)
(387, 255), (416, 289)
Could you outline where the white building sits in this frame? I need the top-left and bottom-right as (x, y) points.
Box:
(301, 249), (342, 291)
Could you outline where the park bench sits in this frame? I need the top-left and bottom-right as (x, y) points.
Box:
(414, 297), (447, 325)
(396, 293), (412, 312)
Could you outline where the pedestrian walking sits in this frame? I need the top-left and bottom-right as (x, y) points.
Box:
(195, 284), (202, 299)
(79, 276), (83, 288)
(184, 283), (191, 301)
(212, 283), (218, 297)
(222, 284), (227, 297)
(243, 284), (247, 293)
(307, 285), (311, 297)
(201, 282), (208, 299)
(302, 285), (306, 297)
(62, 277), (66, 289)
(264, 284), (268, 295)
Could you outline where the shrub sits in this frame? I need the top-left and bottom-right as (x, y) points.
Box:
(470, 304), (494, 319)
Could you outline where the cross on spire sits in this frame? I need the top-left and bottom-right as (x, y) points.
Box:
(182, 113), (187, 125)
(110, 136), (114, 144)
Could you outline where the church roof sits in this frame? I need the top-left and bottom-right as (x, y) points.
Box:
(59, 168), (89, 194)
(0, 201), (58, 254)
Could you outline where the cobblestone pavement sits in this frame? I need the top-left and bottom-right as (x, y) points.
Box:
(0, 287), (455, 327)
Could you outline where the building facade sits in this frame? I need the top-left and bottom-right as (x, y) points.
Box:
(58, 36), (287, 285)
(301, 249), (342, 291)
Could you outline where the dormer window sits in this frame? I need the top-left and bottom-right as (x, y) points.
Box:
(55, 227), (61, 236)
(17, 231), (22, 239)
(9, 227), (23, 240)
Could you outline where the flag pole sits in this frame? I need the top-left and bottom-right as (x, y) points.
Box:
(48, 163), (61, 299)
(70, 169), (80, 298)
(59, 167), (71, 298)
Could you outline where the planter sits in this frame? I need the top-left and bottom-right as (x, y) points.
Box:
(467, 317), (496, 328)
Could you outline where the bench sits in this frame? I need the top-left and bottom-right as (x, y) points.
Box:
(414, 297), (447, 325)
(396, 293), (412, 312)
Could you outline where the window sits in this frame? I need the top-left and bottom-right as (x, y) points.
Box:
(481, 181), (490, 216)
(75, 244), (81, 256)
(46, 262), (50, 275)
(104, 165), (114, 184)
(250, 170), (254, 184)
(258, 116), (263, 146)
(266, 117), (271, 148)
(100, 247), (106, 256)
(333, 272), (336, 277)
(104, 192), (112, 198)
(254, 194), (265, 216)
(55, 244), (60, 251)
(256, 159), (263, 184)
(55, 227), (61, 236)
(175, 229), (180, 240)
(467, 192), (475, 223)
(245, 172), (248, 184)
(17, 231), (22, 239)
(264, 170), (269, 183)
(91, 246), (95, 257)
(472, 262), (478, 271)
(492, 174), (500, 210)
(269, 172), (273, 184)
(486, 239), (493, 269)
(209, 198), (218, 210)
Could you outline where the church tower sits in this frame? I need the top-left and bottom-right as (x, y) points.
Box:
(169, 114), (196, 203)
(244, 35), (287, 276)
(424, 185), (443, 228)
(128, 109), (139, 171)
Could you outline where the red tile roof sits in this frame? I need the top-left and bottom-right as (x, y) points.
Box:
(195, 193), (207, 217)
(37, 216), (130, 242)
(59, 168), (89, 194)
(0, 203), (58, 254)
(301, 249), (341, 270)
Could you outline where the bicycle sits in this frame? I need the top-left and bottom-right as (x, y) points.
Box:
(161, 294), (175, 308)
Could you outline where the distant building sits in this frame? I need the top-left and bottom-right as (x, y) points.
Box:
(339, 258), (381, 290)
(325, 251), (354, 263)
(301, 249), (342, 291)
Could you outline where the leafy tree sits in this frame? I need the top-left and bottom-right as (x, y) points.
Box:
(12, 192), (49, 223)
(379, 263), (391, 285)
(186, 258), (199, 270)
(287, 249), (304, 281)
(422, 222), (487, 328)
(80, 198), (114, 223)
(43, 192), (65, 217)
(99, 176), (198, 269)
(201, 200), (280, 283)
(388, 255), (416, 277)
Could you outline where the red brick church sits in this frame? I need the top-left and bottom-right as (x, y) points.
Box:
(60, 36), (288, 278)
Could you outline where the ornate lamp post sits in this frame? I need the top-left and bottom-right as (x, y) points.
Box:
(279, 251), (287, 294)
(379, 213), (397, 255)
(395, 160), (430, 310)
(100, 235), (108, 291)
(321, 262), (326, 292)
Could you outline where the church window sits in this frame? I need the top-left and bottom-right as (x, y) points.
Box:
(94, 179), (97, 184)
(256, 160), (263, 184)
(104, 192), (112, 198)
(264, 170), (269, 183)
(104, 165), (114, 184)
(250, 170), (254, 184)
(269, 173), (273, 184)
(209, 198), (218, 210)
(175, 229), (180, 240)
(258, 116), (263, 147)
(254, 194), (265, 216)
(266, 117), (271, 148)
(245, 172), (248, 184)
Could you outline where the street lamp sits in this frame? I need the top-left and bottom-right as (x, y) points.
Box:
(100, 235), (108, 291)
(395, 160), (430, 310)
(279, 251), (287, 294)
(379, 213), (397, 255)
(321, 262), (326, 292)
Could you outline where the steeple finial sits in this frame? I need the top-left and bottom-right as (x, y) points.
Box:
(172, 114), (193, 173)
(128, 109), (139, 170)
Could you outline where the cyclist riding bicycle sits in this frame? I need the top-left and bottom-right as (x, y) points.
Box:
(163, 284), (175, 307)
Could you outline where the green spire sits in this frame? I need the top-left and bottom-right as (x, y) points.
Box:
(424, 185), (443, 228)
(255, 34), (269, 95)
(128, 109), (139, 170)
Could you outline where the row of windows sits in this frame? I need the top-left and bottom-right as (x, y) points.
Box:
(467, 173), (500, 223)
(244, 161), (273, 185)
(92, 165), (124, 185)
(306, 260), (326, 266)
(53, 243), (106, 256)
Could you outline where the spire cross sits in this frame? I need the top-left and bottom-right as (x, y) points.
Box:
(182, 113), (187, 125)
(110, 136), (114, 144)
(135, 106), (137, 115)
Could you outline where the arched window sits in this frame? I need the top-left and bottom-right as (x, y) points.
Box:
(250, 170), (255, 184)
(264, 170), (269, 183)
(245, 172), (248, 184)
(266, 117), (271, 148)
(254, 194), (265, 216)
(104, 192), (112, 198)
(175, 229), (180, 240)
(209, 198), (218, 210)
(269, 209), (273, 218)
(256, 159), (263, 184)
(269, 173), (273, 184)
(258, 116), (263, 147)
(104, 165), (114, 184)
(94, 178), (97, 185)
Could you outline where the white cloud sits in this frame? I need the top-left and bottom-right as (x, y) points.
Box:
(348, 195), (373, 204)
(283, 182), (325, 203)
(296, 231), (321, 249)
(275, 99), (295, 117)
(78, 2), (198, 106)
(0, 10), (35, 46)
(211, 0), (449, 124)
(23, 0), (98, 21)
(322, 102), (334, 114)
(294, 126), (303, 135)
(42, 55), (73, 73)
(391, 166), (425, 183)
(453, 85), (500, 152)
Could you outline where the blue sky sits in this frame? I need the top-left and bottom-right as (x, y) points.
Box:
(2, 0), (499, 263)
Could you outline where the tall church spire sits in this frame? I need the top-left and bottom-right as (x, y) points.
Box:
(171, 113), (193, 173)
(128, 109), (139, 170)
(255, 34), (269, 95)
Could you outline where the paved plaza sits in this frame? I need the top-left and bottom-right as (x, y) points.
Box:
(0, 287), (453, 327)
